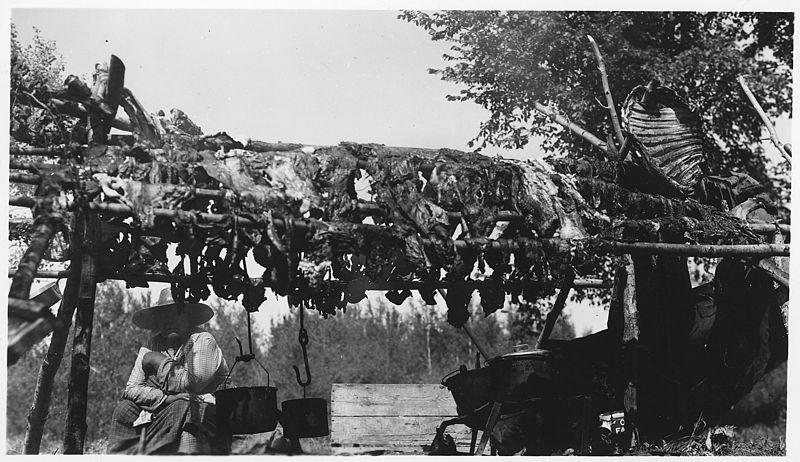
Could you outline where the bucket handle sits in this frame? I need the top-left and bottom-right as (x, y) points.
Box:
(441, 364), (469, 386)
(222, 336), (271, 389)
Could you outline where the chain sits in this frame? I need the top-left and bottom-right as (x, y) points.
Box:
(298, 303), (309, 346)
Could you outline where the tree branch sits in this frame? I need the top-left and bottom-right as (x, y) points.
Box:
(737, 75), (791, 164)
(532, 101), (608, 154)
(588, 35), (625, 148)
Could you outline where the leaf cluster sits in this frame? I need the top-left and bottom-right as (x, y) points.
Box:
(400, 11), (792, 192)
(10, 23), (81, 147)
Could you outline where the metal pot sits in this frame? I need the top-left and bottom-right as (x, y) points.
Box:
(441, 349), (559, 429)
(487, 348), (558, 401)
(215, 385), (279, 435)
(280, 397), (330, 438)
(442, 365), (493, 410)
(214, 355), (279, 435)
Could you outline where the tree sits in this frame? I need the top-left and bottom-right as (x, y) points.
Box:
(6, 282), (150, 454)
(400, 11), (791, 340)
(10, 23), (78, 147)
(9, 23), (76, 272)
(262, 296), (511, 404)
(400, 11), (792, 196)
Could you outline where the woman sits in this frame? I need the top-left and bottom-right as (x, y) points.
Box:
(109, 288), (230, 454)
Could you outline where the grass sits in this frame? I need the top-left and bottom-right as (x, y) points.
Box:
(6, 436), (109, 455)
(630, 429), (785, 456)
(8, 362), (786, 456)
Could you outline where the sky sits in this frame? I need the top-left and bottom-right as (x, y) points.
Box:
(8, 6), (794, 340)
(12, 9), (530, 156)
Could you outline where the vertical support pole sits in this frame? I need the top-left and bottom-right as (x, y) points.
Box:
(579, 396), (593, 455)
(475, 402), (502, 455)
(23, 254), (82, 453)
(62, 214), (99, 454)
(536, 270), (575, 349)
(621, 254), (640, 450)
(628, 251), (693, 444)
(608, 255), (640, 451)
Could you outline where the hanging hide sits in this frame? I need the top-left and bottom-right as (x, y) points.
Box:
(621, 84), (705, 196)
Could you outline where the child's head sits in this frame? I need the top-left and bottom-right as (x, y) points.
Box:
(142, 350), (167, 376)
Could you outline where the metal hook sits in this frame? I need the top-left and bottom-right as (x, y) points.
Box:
(293, 327), (311, 387)
(293, 306), (311, 388)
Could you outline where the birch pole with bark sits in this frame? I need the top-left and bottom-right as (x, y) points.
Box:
(24, 259), (82, 454)
(738, 75), (791, 164)
(588, 35), (625, 148)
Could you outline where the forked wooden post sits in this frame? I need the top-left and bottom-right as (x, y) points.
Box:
(588, 35), (625, 148)
(62, 214), (100, 454)
(23, 249), (83, 453)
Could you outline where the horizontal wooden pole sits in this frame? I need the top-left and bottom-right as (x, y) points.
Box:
(10, 146), (72, 156)
(10, 173), (41, 185)
(9, 197), (787, 257)
(746, 222), (791, 235)
(572, 278), (608, 288)
(10, 161), (40, 172)
(6, 269), (609, 290)
(9, 193), (785, 238)
(604, 241), (789, 257)
(157, 185), (522, 223)
(10, 196), (36, 208)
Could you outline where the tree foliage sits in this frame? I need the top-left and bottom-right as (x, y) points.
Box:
(10, 23), (79, 147)
(262, 296), (513, 403)
(400, 11), (792, 192)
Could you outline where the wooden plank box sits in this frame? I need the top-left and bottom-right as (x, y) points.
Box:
(331, 383), (473, 454)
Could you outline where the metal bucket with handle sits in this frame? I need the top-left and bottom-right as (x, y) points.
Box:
(279, 305), (330, 439)
(215, 317), (279, 435)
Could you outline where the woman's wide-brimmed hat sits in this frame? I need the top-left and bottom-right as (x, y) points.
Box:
(132, 288), (214, 330)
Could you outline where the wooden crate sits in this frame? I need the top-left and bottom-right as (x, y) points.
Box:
(330, 383), (473, 454)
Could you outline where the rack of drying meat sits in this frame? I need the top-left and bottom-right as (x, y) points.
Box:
(9, 54), (789, 454)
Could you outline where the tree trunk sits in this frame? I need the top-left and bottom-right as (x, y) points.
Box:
(62, 214), (99, 454)
(606, 255), (641, 449)
(426, 322), (432, 376)
(23, 259), (82, 454)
